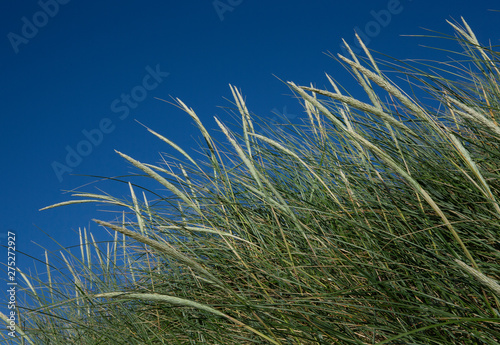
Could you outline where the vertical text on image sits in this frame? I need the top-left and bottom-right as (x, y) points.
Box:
(5, 231), (17, 337)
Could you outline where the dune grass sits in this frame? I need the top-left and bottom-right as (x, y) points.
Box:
(2, 18), (500, 344)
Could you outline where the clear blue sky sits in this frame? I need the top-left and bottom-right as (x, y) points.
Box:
(0, 0), (498, 305)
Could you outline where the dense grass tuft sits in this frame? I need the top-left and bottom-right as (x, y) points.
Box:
(2, 18), (500, 344)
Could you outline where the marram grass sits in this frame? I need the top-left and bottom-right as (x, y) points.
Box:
(2, 18), (500, 344)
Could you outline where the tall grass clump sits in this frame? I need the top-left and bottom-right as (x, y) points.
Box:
(2, 18), (500, 344)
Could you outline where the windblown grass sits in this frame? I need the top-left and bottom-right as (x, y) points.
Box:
(2, 18), (500, 344)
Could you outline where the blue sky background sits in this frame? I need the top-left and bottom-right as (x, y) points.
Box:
(0, 0), (498, 320)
